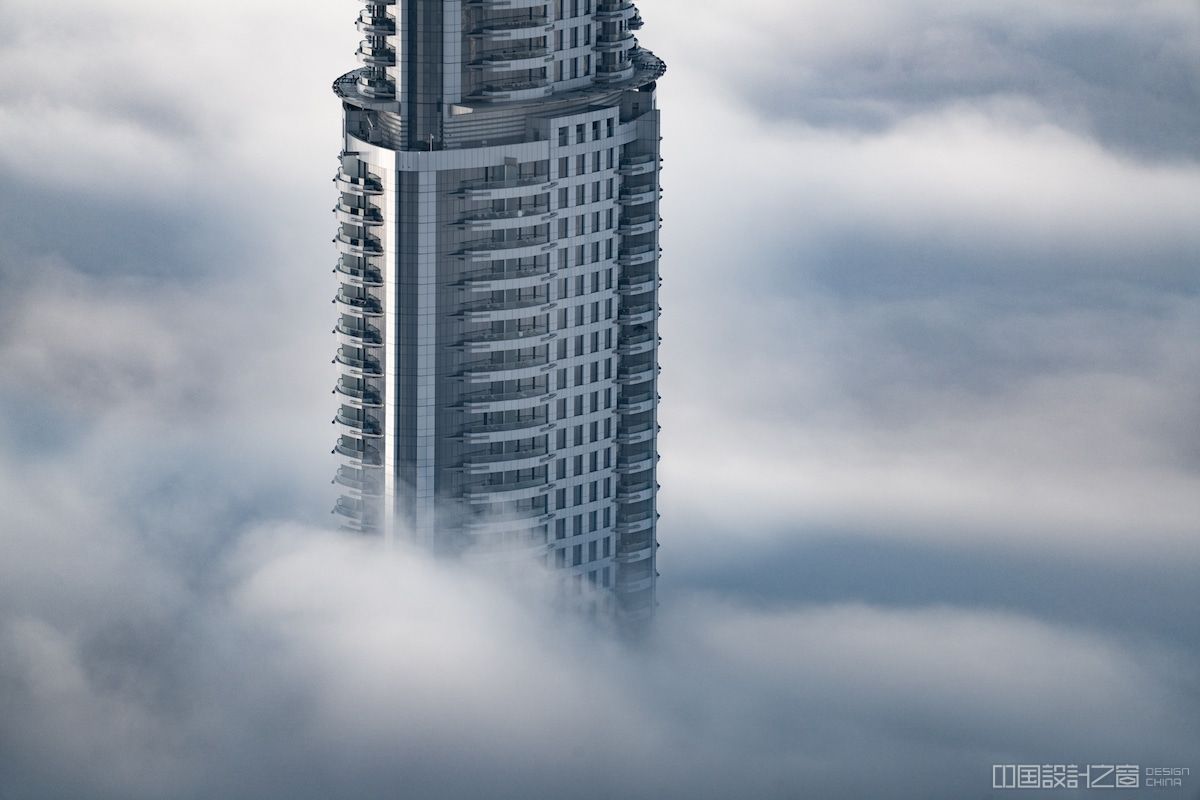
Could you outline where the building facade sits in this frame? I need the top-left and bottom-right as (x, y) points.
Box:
(331, 0), (663, 618)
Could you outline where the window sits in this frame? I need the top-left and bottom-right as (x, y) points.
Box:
(603, 536), (611, 557)
(572, 545), (582, 566)
(558, 126), (569, 146)
(591, 121), (601, 141)
(556, 518), (566, 539)
(558, 156), (569, 177)
(606, 118), (614, 138)
(588, 539), (597, 559)
(556, 548), (566, 567)
(556, 488), (566, 509)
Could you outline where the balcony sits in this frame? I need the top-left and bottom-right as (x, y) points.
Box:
(462, 327), (554, 353)
(334, 170), (383, 195)
(463, 477), (553, 504)
(334, 202), (383, 227)
(615, 454), (658, 475)
(462, 355), (552, 383)
(464, 508), (549, 534)
(595, 2), (637, 21)
(595, 32), (636, 52)
(462, 446), (551, 475)
(334, 383), (383, 407)
(356, 12), (396, 36)
(457, 207), (553, 232)
(357, 41), (396, 67)
(474, 80), (554, 102)
(334, 466), (383, 496)
(462, 266), (553, 293)
(616, 364), (658, 386)
(462, 386), (552, 413)
(473, 17), (553, 42)
(617, 332), (657, 356)
(617, 574), (655, 593)
(615, 422), (657, 445)
(617, 214), (658, 236)
(617, 481), (655, 504)
(617, 274), (657, 296)
(618, 154), (659, 176)
(335, 410), (383, 438)
(467, 0), (548, 8)
(334, 350), (383, 376)
(616, 541), (654, 564)
(618, 185), (659, 207)
(334, 232), (383, 257)
(463, 416), (550, 444)
(617, 245), (660, 269)
(335, 322), (383, 346)
(595, 62), (635, 83)
(459, 235), (551, 263)
(460, 175), (554, 201)
(615, 510), (656, 535)
(472, 47), (553, 72)
(616, 392), (655, 415)
(333, 442), (383, 466)
(462, 296), (552, 324)
(617, 304), (658, 326)
(334, 260), (384, 287)
(356, 72), (395, 100)
(334, 291), (383, 316)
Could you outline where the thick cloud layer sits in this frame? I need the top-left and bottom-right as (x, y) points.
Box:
(1, 1), (1197, 798)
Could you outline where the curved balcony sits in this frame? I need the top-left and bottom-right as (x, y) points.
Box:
(457, 207), (554, 232)
(462, 355), (551, 384)
(616, 541), (654, 564)
(333, 496), (379, 528)
(333, 441), (383, 466)
(462, 446), (550, 475)
(334, 466), (384, 496)
(617, 214), (658, 237)
(615, 511), (656, 535)
(616, 392), (655, 415)
(617, 246), (659, 268)
(473, 17), (553, 42)
(334, 232), (383, 257)
(618, 185), (660, 207)
(334, 383), (383, 408)
(463, 416), (551, 444)
(334, 291), (383, 316)
(334, 202), (384, 227)
(616, 422), (657, 445)
(617, 482), (656, 504)
(464, 508), (550, 534)
(462, 385), (552, 414)
(618, 304), (658, 326)
(462, 266), (553, 293)
(617, 364), (658, 386)
(596, 32), (636, 52)
(334, 170), (383, 195)
(357, 41), (396, 67)
(462, 296), (552, 324)
(628, 12), (644, 30)
(334, 350), (383, 377)
(615, 454), (657, 475)
(463, 327), (554, 354)
(617, 332), (657, 356)
(460, 175), (555, 201)
(356, 12), (396, 36)
(335, 322), (383, 346)
(596, 2), (637, 21)
(472, 47), (553, 72)
(459, 235), (552, 263)
(463, 477), (553, 504)
(618, 154), (659, 176)
(617, 274), (657, 296)
(335, 410), (383, 438)
(333, 69), (397, 111)
(334, 260), (384, 287)
(356, 72), (395, 100)
(467, 0), (547, 8)
(617, 574), (655, 593)
(474, 80), (554, 103)
(595, 62), (636, 83)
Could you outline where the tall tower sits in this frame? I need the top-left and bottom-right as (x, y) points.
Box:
(331, 0), (663, 619)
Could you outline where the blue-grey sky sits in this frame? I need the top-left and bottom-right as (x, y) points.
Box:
(0, 2), (1197, 799)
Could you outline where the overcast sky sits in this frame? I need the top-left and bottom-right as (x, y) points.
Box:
(1, 2), (1198, 798)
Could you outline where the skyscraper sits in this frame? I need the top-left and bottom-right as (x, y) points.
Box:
(331, 0), (663, 618)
